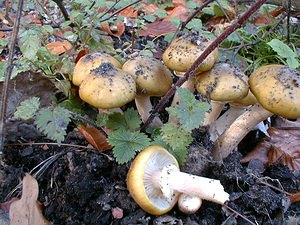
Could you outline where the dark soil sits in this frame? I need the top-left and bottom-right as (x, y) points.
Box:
(0, 126), (299, 225)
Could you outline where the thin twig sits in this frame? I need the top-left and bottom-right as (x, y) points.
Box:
(99, 0), (142, 23)
(0, 0), (24, 155)
(141, 0), (268, 131)
(52, 0), (70, 21)
(223, 204), (257, 225)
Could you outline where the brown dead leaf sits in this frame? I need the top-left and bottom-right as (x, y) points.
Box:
(119, 6), (138, 18)
(242, 127), (300, 170)
(100, 22), (125, 36)
(9, 174), (53, 225)
(0, 31), (5, 38)
(140, 20), (177, 36)
(77, 124), (112, 151)
(163, 5), (190, 21)
(75, 49), (89, 64)
(289, 191), (300, 203)
(46, 41), (72, 55)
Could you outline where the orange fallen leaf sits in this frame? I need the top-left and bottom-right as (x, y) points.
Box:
(77, 124), (112, 151)
(46, 40), (72, 55)
(9, 174), (53, 225)
(140, 20), (177, 36)
(100, 22), (125, 36)
(289, 191), (300, 203)
(119, 6), (138, 18)
(163, 5), (190, 21)
(242, 127), (300, 170)
(75, 49), (89, 64)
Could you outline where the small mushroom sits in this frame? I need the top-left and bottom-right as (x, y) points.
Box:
(122, 56), (173, 128)
(212, 64), (300, 160)
(127, 145), (229, 215)
(195, 62), (249, 126)
(162, 33), (218, 113)
(72, 52), (122, 86)
(177, 193), (202, 214)
(79, 62), (136, 110)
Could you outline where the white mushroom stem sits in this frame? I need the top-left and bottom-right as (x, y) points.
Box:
(202, 100), (226, 126)
(151, 164), (229, 205)
(209, 105), (248, 142)
(212, 104), (272, 160)
(135, 95), (163, 128)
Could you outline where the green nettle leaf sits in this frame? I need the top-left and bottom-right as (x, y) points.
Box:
(108, 129), (151, 164)
(14, 97), (40, 120)
(160, 123), (193, 153)
(143, 14), (156, 23)
(35, 107), (71, 143)
(154, 8), (168, 18)
(124, 108), (142, 130)
(106, 108), (141, 131)
(19, 28), (42, 60)
(167, 87), (210, 131)
(267, 39), (300, 69)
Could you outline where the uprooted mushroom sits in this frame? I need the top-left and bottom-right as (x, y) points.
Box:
(212, 64), (300, 161)
(127, 145), (229, 215)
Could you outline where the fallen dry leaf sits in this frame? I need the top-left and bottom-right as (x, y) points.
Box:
(77, 124), (112, 151)
(242, 127), (300, 170)
(74, 49), (89, 64)
(46, 41), (72, 55)
(289, 191), (300, 203)
(119, 6), (138, 18)
(140, 20), (177, 36)
(100, 22), (125, 36)
(9, 174), (53, 225)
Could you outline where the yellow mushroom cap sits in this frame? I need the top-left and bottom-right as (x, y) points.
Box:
(122, 56), (173, 96)
(249, 64), (300, 119)
(162, 33), (218, 74)
(79, 62), (136, 109)
(195, 62), (249, 101)
(72, 52), (122, 86)
(127, 146), (179, 215)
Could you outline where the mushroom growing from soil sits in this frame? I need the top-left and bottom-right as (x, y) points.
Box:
(127, 145), (229, 215)
(122, 56), (173, 128)
(209, 90), (257, 142)
(162, 33), (218, 111)
(72, 52), (122, 86)
(195, 62), (249, 126)
(212, 64), (300, 161)
(79, 62), (136, 110)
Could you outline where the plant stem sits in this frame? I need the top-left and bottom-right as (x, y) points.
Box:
(141, 0), (268, 131)
(0, 0), (24, 155)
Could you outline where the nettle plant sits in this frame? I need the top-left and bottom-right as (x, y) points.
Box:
(14, 87), (209, 164)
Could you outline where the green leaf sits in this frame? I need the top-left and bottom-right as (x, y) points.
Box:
(160, 123), (192, 154)
(35, 106), (71, 143)
(106, 108), (141, 131)
(14, 97), (40, 120)
(19, 28), (41, 60)
(108, 129), (151, 164)
(267, 39), (300, 69)
(154, 9), (168, 18)
(185, 18), (202, 32)
(167, 87), (210, 131)
(143, 14), (156, 23)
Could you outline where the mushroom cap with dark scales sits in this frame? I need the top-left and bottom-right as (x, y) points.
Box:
(122, 56), (173, 96)
(162, 33), (218, 74)
(79, 62), (136, 109)
(195, 63), (249, 101)
(249, 64), (300, 119)
(72, 52), (122, 86)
